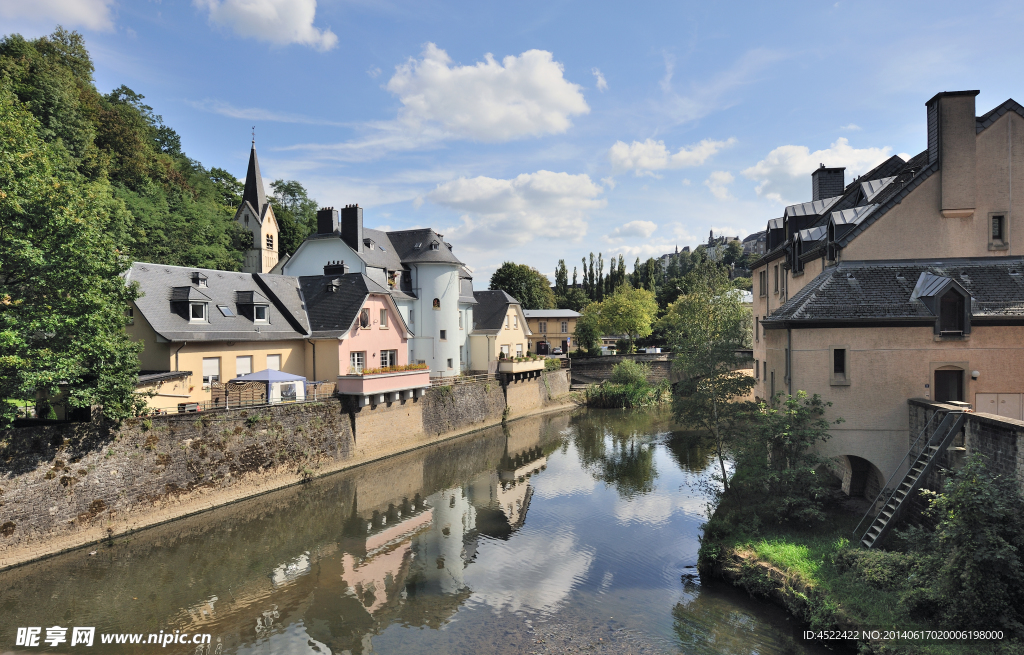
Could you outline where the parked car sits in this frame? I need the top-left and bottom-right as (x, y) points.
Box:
(551, 347), (563, 355)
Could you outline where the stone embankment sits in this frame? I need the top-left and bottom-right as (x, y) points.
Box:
(0, 370), (572, 570)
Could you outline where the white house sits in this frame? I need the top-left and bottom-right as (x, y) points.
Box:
(282, 205), (476, 377)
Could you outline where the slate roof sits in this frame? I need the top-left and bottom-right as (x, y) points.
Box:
(126, 263), (309, 341)
(784, 196), (842, 219)
(523, 309), (582, 318)
(762, 258), (1024, 326)
(458, 266), (478, 305)
(358, 228), (404, 270)
(299, 273), (400, 339)
(975, 98), (1024, 133)
(388, 229), (465, 265)
(242, 144), (268, 219)
(473, 290), (520, 331)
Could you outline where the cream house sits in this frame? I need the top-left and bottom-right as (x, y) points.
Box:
(523, 309), (579, 354)
(468, 290), (532, 373)
(750, 90), (1024, 498)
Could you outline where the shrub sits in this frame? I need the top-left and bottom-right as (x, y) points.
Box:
(610, 359), (650, 385)
(544, 357), (561, 371)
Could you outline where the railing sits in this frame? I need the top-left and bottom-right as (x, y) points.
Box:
(143, 381), (336, 415)
(851, 410), (940, 539)
(429, 373), (498, 387)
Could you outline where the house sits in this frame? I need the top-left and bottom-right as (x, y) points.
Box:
(742, 231), (766, 256)
(523, 309), (580, 353)
(281, 205), (475, 377)
(234, 140), (280, 274)
(751, 90), (1024, 499)
(469, 291), (532, 373)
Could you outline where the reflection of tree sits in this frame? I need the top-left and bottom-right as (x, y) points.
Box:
(570, 411), (660, 497)
(664, 430), (718, 473)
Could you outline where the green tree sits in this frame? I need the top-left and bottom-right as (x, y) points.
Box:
(554, 259), (568, 297)
(270, 179), (317, 256)
(573, 303), (602, 354)
(0, 80), (144, 427)
(598, 286), (658, 353)
(489, 262), (555, 309)
(556, 287), (590, 312)
(665, 261), (754, 491)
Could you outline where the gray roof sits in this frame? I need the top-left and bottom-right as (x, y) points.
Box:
(763, 258), (1024, 326)
(860, 176), (895, 202)
(299, 273), (401, 339)
(242, 144), (268, 218)
(358, 228), (405, 270)
(387, 229), (465, 265)
(473, 290), (520, 331)
(126, 263), (309, 342)
(742, 231), (766, 243)
(523, 309), (581, 318)
(784, 196), (841, 218)
(975, 98), (1024, 133)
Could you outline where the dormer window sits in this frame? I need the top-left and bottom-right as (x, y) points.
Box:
(430, 241), (440, 251)
(254, 305), (269, 323)
(191, 272), (208, 287)
(939, 291), (965, 334)
(190, 302), (207, 322)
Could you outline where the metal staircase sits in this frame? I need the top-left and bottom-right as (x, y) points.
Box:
(855, 410), (968, 549)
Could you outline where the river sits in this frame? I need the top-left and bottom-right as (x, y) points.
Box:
(0, 408), (831, 654)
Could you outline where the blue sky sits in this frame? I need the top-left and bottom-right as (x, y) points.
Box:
(3, 0), (1024, 281)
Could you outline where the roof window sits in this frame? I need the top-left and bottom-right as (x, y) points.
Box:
(189, 302), (207, 323)
(254, 305), (269, 323)
(430, 241), (440, 251)
(414, 242), (422, 249)
(191, 272), (209, 287)
(217, 305), (234, 317)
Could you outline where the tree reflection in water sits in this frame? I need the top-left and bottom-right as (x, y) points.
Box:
(569, 408), (676, 497)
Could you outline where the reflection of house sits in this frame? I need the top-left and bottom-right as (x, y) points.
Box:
(751, 89), (1024, 498)
(469, 291), (532, 373)
(523, 309), (579, 354)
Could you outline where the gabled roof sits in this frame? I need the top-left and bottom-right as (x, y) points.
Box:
(742, 231), (766, 243)
(835, 151), (934, 248)
(126, 263), (309, 342)
(242, 144), (268, 216)
(784, 196), (841, 218)
(860, 176), (895, 202)
(797, 225), (826, 242)
(762, 258), (1024, 326)
(976, 98), (1024, 133)
(473, 290), (521, 331)
(299, 273), (412, 339)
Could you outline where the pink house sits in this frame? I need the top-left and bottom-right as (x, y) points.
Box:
(300, 273), (430, 406)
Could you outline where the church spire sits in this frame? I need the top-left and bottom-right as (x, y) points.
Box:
(242, 137), (268, 214)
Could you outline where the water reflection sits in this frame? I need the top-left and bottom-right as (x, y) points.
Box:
(0, 408), (828, 655)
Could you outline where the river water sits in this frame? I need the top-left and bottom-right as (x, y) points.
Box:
(0, 408), (831, 654)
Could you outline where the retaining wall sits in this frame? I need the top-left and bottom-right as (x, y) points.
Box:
(570, 354), (675, 384)
(0, 371), (573, 569)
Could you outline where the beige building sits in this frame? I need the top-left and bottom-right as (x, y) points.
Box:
(469, 290), (532, 373)
(523, 309), (580, 353)
(750, 90), (1024, 497)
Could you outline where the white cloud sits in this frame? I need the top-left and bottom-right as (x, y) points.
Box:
(0, 0), (115, 30)
(194, 0), (338, 51)
(742, 137), (892, 205)
(660, 51), (675, 93)
(427, 170), (605, 246)
(386, 43), (589, 142)
(592, 67), (608, 92)
(367, 66), (382, 78)
(840, 123), (862, 131)
(704, 171), (734, 200)
(608, 220), (657, 239)
(608, 137), (736, 175)
(188, 99), (347, 126)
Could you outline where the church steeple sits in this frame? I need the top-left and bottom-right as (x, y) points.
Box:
(242, 140), (268, 214)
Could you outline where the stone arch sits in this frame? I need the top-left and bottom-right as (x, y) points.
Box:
(837, 455), (885, 500)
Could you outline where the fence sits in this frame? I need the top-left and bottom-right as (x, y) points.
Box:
(429, 373), (498, 388)
(144, 381), (337, 415)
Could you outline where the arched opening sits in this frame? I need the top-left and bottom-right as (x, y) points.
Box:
(839, 455), (885, 500)
(934, 366), (964, 402)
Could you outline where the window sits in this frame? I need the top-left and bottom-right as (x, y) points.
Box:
(513, 315), (518, 328)
(266, 234), (274, 250)
(125, 306), (134, 325)
(755, 317), (759, 342)
(460, 346), (464, 364)
(505, 316), (510, 329)
(990, 212), (1008, 249)
(236, 356), (252, 376)
(759, 270), (767, 297)
(217, 305), (234, 317)
(755, 359), (759, 380)
(432, 298), (440, 310)
(773, 265), (779, 293)
(360, 308), (370, 328)
(830, 346), (850, 385)
(539, 321), (547, 333)
(431, 241), (440, 251)
(350, 351), (365, 373)
(254, 305), (268, 323)
(202, 357), (220, 385)
(379, 308), (388, 328)
(500, 344), (509, 356)
(267, 354), (281, 371)
(409, 309), (415, 327)
(440, 330), (447, 340)
(381, 350), (398, 367)
(447, 358), (454, 369)
(561, 321), (568, 333)
(190, 302), (207, 322)
(939, 292), (965, 334)
(459, 312), (463, 329)
(516, 344), (523, 357)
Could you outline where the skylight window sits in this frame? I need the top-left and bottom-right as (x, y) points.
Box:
(414, 242), (422, 249)
(217, 305), (234, 317)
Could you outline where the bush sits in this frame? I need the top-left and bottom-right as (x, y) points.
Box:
(610, 359), (650, 385)
(544, 357), (561, 371)
(584, 380), (669, 408)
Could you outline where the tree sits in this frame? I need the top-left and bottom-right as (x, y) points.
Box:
(0, 80), (144, 427)
(664, 261), (753, 491)
(599, 286), (658, 353)
(270, 179), (317, 256)
(557, 287), (590, 312)
(572, 266), (578, 288)
(489, 262), (555, 309)
(573, 303), (602, 354)
(554, 259), (568, 297)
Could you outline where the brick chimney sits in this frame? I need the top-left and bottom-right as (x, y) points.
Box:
(811, 164), (845, 201)
(323, 260), (349, 276)
(341, 204), (363, 253)
(926, 90), (979, 218)
(316, 207), (339, 235)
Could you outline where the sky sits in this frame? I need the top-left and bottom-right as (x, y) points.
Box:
(3, 0), (1024, 281)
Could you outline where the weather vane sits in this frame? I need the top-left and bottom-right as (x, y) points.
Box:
(251, 125), (255, 144)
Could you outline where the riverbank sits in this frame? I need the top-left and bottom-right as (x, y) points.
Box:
(0, 371), (574, 571)
(700, 497), (1010, 655)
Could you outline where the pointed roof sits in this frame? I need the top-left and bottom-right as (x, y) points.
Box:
(243, 143), (268, 214)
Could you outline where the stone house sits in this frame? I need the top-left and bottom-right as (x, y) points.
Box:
(750, 90), (1024, 497)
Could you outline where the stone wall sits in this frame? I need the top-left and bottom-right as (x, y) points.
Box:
(0, 372), (574, 569)
(570, 354), (675, 384)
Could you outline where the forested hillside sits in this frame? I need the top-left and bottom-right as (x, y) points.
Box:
(0, 28), (316, 426)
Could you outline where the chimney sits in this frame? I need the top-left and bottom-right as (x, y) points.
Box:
(811, 164), (845, 201)
(926, 90), (979, 218)
(323, 260), (349, 276)
(341, 204), (363, 253)
(316, 207), (339, 235)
